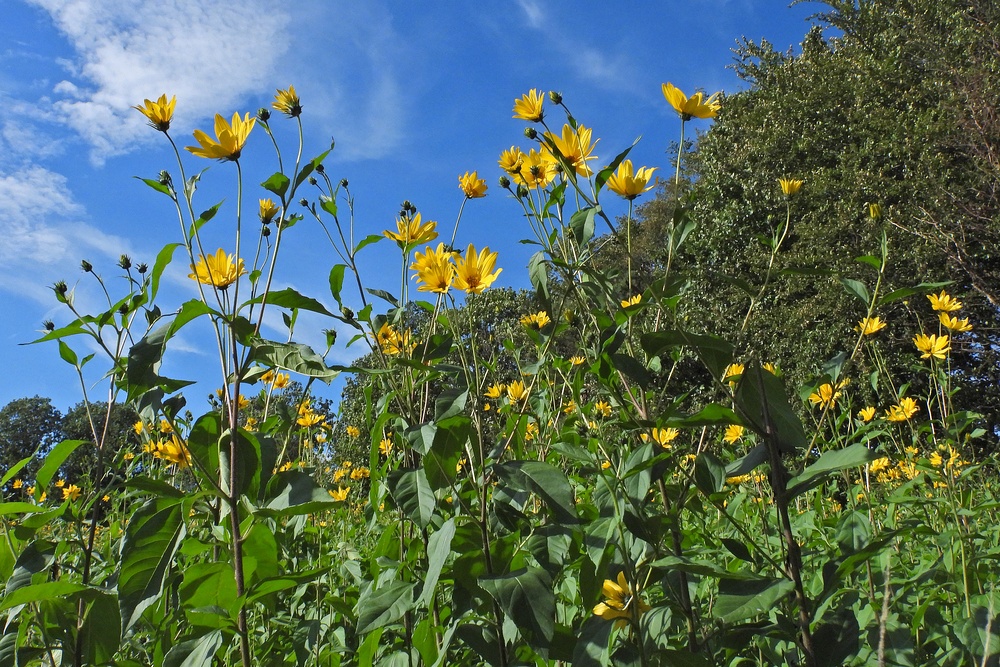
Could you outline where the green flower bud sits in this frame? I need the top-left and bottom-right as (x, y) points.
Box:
(80, 260), (93, 273)
(257, 108), (271, 122)
(524, 127), (538, 140)
(118, 254), (132, 270)
(548, 91), (562, 104)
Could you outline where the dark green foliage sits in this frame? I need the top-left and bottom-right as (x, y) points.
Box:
(0, 397), (63, 488)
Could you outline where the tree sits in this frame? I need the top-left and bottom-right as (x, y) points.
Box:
(0, 396), (63, 487)
(660, 0), (1000, 440)
(59, 400), (139, 485)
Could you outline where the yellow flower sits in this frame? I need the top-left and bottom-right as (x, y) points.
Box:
(484, 383), (505, 399)
(384, 212), (439, 246)
(621, 294), (642, 308)
(593, 571), (650, 626)
(594, 400), (613, 418)
(808, 383), (841, 409)
(525, 422), (539, 442)
(259, 198), (280, 224)
(376, 323), (415, 356)
(927, 290), (962, 312)
(913, 333), (950, 361)
(515, 148), (557, 189)
(563, 400), (577, 415)
(123, 452), (135, 462)
(411, 243), (455, 294)
(520, 311), (551, 328)
(542, 124), (598, 177)
(153, 434), (192, 468)
(512, 88), (544, 122)
(858, 407), (876, 422)
(762, 362), (777, 375)
(350, 466), (370, 481)
(641, 428), (679, 448)
(723, 363), (744, 388)
(133, 420), (145, 435)
(454, 244), (502, 294)
(886, 397), (919, 422)
(857, 316), (887, 336)
(159, 419), (173, 434)
(939, 312), (972, 333)
(379, 437), (393, 457)
(329, 487), (350, 502)
(458, 171), (488, 199)
(133, 94), (176, 131)
(346, 426), (360, 438)
(297, 411), (326, 428)
(185, 112), (255, 161)
(63, 484), (82, 501)
(499, 147), (524, 174)
(606, 160), (657, 200)
(245, 416), (258, 430)
(272, 85), (301, 117)
(778, 178), (804, 197)
(26, 485), (35, 496)
(869, 203), (882, 219)
(569, 355), (586, 366)
(662, 82), (721, 120)
(601, 460), (611, 470)
(189, 249), (247, 289)
(102, 494), (111, 502)
(723, 424), (744, 444)
(55, 479), (65, 488)
(507, 380), (529, 405)
(236, 394), (250, 410)
(12, 479), (23, 489)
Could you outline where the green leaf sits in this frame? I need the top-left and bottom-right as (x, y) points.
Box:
(418, 518), (456, 608)
(571, 615), (613, 667)
(163, 631), (223, 667)
(494, 461), (578, 523)
(262, 172), (290, 197)
(434, 388), (468, 421)
(355, 233), (384, 254)
(388, 468), (436, 528)
(840, 278), (870, 304)
(0, 581), (90, 611)
(118, 496), (186, 631)
(243, 287), (335, 317)
(595, 141), (637, 193)
(480, 567), (555, 644)
(570, 206), (598, 246)
(135, 176), (172, 196)
(355, 581), (415, 634)
(724, 443), (768, 478)
(528, 251), (549, 301)
(189, 202), (223, 237)
(294, 148), (332, 190)
(151, 242), (181, 301)
(329, 264), (346, 307)
(249, 338), (340, 382)
(58, 340), (78, 366)
(262, 471), (339, 517)
(733, 365), (807, 455)
(787, 444), (879, 498)
(694, 452), (726, 496)
(78, 589), (121, 665)
(366, 287), (399, 307)
(35, 439), (87, 489)
(641, 329), (733, 381)
(715, 577), (795, 623)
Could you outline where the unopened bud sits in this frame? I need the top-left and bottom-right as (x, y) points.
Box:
(53, 281), (68, 297)
(516, 185), (529, 198)
(499, 176), (511, 189)
(158, 170), (172, 187)
(524, 127), (538, 140)
(118, 254), (132, 270)
(340, 178), (349, 188)
(869, 203), (882, 220)
(308, 176), (317, 186)
(80, 260), (93, 273)
(137, 263), (148, 274)
(262, 225), (271, 237)
(548, 91), (562, 104)
(257, 108), (271, 122)
(341, 306), (354, 320)
(43, 320), (55, 332)
(315, 164), (325, 173)
(118, 304), (129, 315)
(299, 198), (309, 207)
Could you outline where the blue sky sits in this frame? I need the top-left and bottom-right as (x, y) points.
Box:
(1, 0), (820, 413)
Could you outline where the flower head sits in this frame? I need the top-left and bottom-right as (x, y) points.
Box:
(329, 487), (350, 502)
(662, 82), (721, 120)
(411, 243), (456, 294)
(454, 244), (502, 294)
(459, 171), (488, 199)
(857, 316), (887, 336)
(723, 424), (744, 444)
(259, 198), (280, 224)
(506, 380), (529, 405)
(189, 249), (247, 289)
(346, 425), (360, 439)
(808, 383), (841, 409)
(384, 213), (438, 246)
(186, 112), (255, 161)
(499, 147), (524, 174)
(63, 484), (82, 501)
(376, 323), (415, 356)
(272, 85), (302, 117)
(594, 400), (613, 418)
(723, 363), (744, 388)
(134, 94), (176, 131)
(542, 124), (598, 177)
(886, 397), (919, 422)
(520, 311), (551, 329)
(379, 437), (394, 457)
(858, 407), (876, 422)
(641, 427), (679, 448)
(869, 203), (882, 219)
(778, 178), (804, 197)
(927, 290), (962, 312)
(913, 333), (951, 361)
(513, 89), (545, 122)
(484, 383), (505, 399)
(621, 294), (642, 308)
(939, 312), (972, 333)
(607, 160), (658, 200)
(515, 148), (557, 189)
(151, 435), (191, 468)
(593, 571), (650, 627)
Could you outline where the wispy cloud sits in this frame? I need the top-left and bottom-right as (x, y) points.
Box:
(23, 0), (291, 163)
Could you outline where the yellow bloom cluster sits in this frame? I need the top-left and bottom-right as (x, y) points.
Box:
(260, 369), (290, 389)
(778, 177), (803, 197)
(520, 311), (551, 328)
(376, 323), (416, 356)
(411, 243), (501, 295)
(641, 428), (679, 448)
(885, 397), (919, 422)
(145, 435), (192, 468)
(913, 333), (950, 361)
(296, 400), (327, 428)
(384, 212), (439, 246)
(857, 316), (887, 336)
(593, 571), (650, 627)
(723, 424), (745, 444)
(329, 487), (350, 502)
(808, 379), (849, 409)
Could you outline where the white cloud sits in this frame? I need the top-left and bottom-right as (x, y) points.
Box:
(24, 0), (292, 163)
